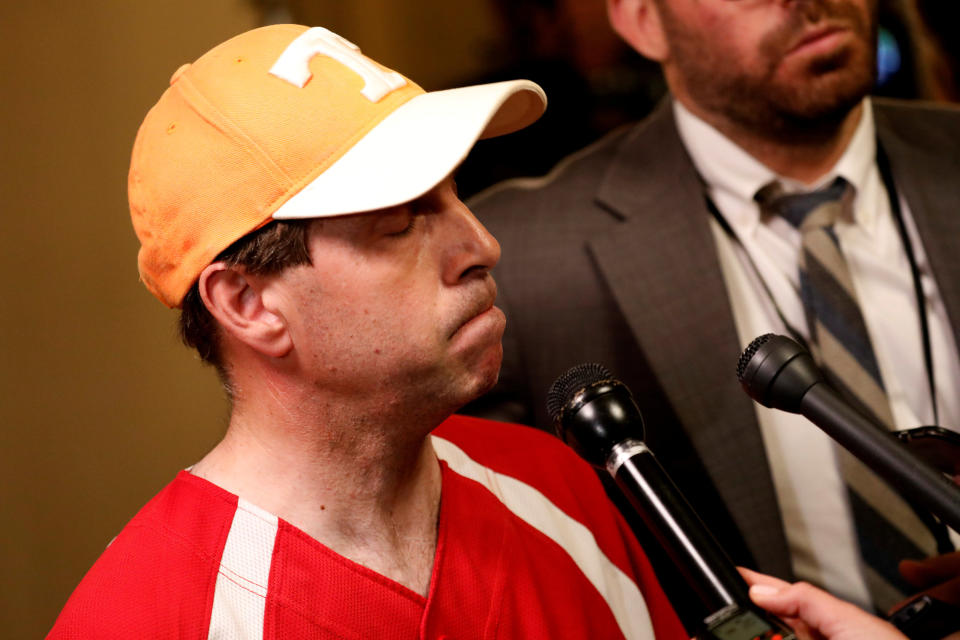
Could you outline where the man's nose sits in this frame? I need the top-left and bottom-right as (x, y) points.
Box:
(442, 198), (501, 284)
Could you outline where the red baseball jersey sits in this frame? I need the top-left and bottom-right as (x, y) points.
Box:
(49, 415), (686, 639)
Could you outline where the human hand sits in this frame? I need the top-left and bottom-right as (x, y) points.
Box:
(898, 551), (960, 610)
(890, 552), (960, 640)
(740, 568), (907, 640)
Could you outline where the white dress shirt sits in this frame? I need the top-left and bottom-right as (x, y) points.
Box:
(673, 98), (960, 607)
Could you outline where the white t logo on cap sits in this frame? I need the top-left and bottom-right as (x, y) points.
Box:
(270, 27), (407, 102)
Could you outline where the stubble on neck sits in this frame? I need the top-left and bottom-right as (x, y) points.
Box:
(680, 91), (865, 185)
(190, 378), (446, 596)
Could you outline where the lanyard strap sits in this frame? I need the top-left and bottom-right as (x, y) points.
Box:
(876, 144), (938, 425)
(705, 142), (939, 425)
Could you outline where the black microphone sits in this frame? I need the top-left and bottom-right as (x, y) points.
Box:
(737, 333), (960, 532)
(548, 363), (796, 640)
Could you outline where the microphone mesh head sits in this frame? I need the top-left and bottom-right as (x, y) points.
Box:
(737, 333), (774, 382)
(546, 363), (612, 422)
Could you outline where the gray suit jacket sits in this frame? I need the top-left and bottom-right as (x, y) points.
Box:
(468, 98), (960, 587)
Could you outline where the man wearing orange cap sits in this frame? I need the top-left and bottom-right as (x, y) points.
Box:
(48, 25), (687, 639)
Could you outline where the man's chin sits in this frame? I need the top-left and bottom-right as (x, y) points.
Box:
(474, 347), (504, 397)
(785, 82), (867, 126)
(742, 68), (870, 140)
(452, 348), (503, 411)
(774, 47), (874, 118)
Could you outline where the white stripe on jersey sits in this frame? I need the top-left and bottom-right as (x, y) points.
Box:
(208, 498), (279, 640)
(431, 435), (656, 640)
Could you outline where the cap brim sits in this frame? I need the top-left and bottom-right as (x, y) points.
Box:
(271, 79), (546, 219)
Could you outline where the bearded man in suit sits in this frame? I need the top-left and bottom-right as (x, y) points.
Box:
(467, 0), (960, 620)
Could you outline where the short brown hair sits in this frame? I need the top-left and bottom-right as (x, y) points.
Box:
(179, 220), (312, 381)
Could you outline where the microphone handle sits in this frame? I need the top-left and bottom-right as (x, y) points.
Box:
(607, 439), (749, 613)
(801, 383), (960, 532)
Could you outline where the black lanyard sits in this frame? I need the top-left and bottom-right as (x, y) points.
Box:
(705, 142), (939, 426)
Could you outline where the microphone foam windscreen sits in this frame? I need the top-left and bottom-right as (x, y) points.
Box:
(546, 362), (612, 422)
(736, 333), (774, 382)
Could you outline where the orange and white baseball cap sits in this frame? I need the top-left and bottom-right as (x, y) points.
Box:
(129, 24), (546, 307)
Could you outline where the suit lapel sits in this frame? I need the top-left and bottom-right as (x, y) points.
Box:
(587, 103), (793, 577)
(875, 105), (960, 358)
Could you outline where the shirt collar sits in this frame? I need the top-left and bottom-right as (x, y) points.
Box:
(673, 98), (876, 229)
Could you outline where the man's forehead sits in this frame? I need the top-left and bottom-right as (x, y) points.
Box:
(306, 204), (406, 235)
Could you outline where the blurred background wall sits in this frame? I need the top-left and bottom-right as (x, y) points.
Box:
(1, 1), (956, 637)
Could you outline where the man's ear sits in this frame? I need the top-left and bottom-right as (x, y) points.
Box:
(198, 263), (293, 359)
(607, 0), (669, 62)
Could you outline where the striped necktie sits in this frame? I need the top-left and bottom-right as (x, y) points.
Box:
(755, 176), (945, 612)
